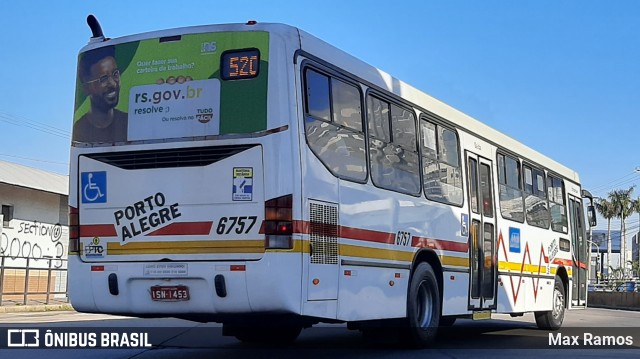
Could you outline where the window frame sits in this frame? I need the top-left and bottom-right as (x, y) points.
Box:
(496, 151), (525, 223)
(547, 172), (568, 234)
(365, 91), (421, 196)
(302, 65), (368, 184)
(522, 162), (551, 229)
(419, 115), (464, 207)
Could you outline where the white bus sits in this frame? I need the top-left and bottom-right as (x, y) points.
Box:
(68, 16), (596, 346)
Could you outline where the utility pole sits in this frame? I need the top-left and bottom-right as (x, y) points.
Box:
(622, 210), (626, 277)
(587, 238), (600, 284)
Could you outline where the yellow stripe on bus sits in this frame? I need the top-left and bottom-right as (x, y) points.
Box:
(442, 256), (469, 267)
(340, 244), (414, 262)
(498, 261), (543, 273)
(102, 239), (573, 280)
(338, 244), (470, 269)
(498, 261), (572, 276)
(106, 240), (264, 255)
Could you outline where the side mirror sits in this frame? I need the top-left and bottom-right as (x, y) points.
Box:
(587, 205), (597, 227)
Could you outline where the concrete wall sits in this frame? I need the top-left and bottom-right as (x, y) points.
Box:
(1, 183), (69, 301)
(0, 183), (68, 264)
(589, 292), (640, 311)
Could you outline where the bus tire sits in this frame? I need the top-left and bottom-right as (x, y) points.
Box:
(535, 275), (565, 330)
(405, 262), (441, 347)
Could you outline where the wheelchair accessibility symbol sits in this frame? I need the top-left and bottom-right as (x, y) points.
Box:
(81, 171), (107, 203)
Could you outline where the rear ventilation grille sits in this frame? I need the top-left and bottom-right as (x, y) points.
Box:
(85, 145), (257, 170)
(309, 201), (338, 265)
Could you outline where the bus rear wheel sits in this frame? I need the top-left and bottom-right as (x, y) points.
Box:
(404, 262), (441, 347)
(535, 275), (565, 330)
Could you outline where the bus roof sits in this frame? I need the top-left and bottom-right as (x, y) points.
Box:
(296, 26), (580, 184)
(79, 21), (579, 183)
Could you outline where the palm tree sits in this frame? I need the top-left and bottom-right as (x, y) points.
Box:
(632, 197), (640, 274)
(633, 196), (640, 237)
(596, 197), (617, 276)
(609, 186), (635, 277)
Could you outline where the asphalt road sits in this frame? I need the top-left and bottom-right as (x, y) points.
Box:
(1, 308), (640, 358)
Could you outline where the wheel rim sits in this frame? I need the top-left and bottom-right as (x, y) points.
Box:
(416, 280), (433, 328)
(552, 286), (564, 320)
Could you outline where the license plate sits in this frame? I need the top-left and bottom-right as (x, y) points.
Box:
(150, 285), (190, 301)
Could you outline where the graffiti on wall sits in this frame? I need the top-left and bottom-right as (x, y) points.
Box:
(0, 219), (67, 268)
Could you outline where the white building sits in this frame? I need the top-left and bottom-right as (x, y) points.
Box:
(0, 161), (69, 301)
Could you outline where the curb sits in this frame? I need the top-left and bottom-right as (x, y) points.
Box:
(0, 303), (74, 313)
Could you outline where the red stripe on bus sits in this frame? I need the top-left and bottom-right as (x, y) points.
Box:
(292, 220), (466, 252)
(300, 222), (395, 244)
(292, 220), (307, 235)
(412, 236), (468, 253)
(553, 258), (586, 269)
(340, 226), (395, 244)
(80, 224), (117, 237)
(146, 221), (213, 236)
(552, 258), (572, 267)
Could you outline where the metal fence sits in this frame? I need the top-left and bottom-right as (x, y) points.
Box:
(0, 255), (68, 306)
(589, 279), (640, 293)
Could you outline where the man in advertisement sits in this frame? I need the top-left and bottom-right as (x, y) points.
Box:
(73, 46), (128, 143)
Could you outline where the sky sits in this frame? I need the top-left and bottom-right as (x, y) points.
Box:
(0, 0), (639, 232)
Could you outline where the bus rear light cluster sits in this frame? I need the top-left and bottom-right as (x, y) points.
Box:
(264, 194), (293, 249)
(69, 206), (80, 254)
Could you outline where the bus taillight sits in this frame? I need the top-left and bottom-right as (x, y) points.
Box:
(265, 194), (293, 249)
(69, 206), (80, 254)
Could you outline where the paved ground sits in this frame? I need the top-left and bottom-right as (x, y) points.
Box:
(0, 298), (637, 314)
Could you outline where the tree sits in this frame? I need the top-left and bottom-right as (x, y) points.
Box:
(609, 186), (635, 278)
(632, 197), (640, 276)
(596, 197), (617, 276)
(631, 258), (640, 280)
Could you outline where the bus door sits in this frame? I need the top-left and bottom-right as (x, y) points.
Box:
(568, 196), (587, 307)
(466, 153), (497, 311)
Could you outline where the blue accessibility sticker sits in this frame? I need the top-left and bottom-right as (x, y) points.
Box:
(81, 171), (107, 204)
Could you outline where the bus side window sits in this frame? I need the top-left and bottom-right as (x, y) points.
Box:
(332, 78), (362, 131)
(421, 119), (463, 206)
(390, 104), (420, 194)
(367, 95), (420, 195)
(523, 164), (550, 229)
(496, 153), (524, 222)
(547, 174), (568, 233)
(305, 69), (331, 121)
(304, 68), (367, 182)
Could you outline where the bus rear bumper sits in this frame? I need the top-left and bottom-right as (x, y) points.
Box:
(68, 253), (302, 318)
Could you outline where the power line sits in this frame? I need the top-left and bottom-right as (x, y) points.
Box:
(0, 153), (68, 166)
(0, 111), (70, 170)
(590, 170), (640, 200)
(0, 111), (70, 139)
